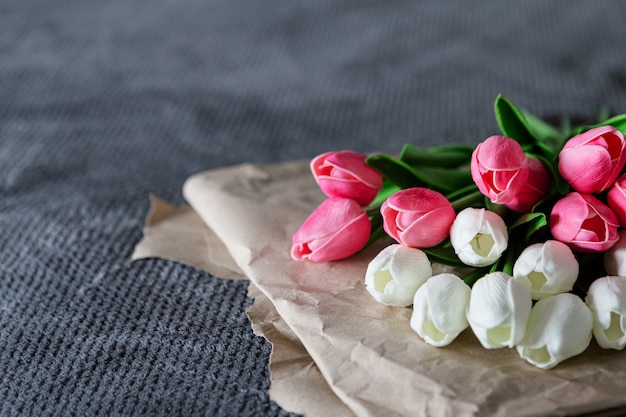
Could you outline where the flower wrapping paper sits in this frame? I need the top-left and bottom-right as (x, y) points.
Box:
(137, 161), (626, 417)
(132, 193), (350, 416)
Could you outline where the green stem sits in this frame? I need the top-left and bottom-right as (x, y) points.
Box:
(445, 183), (478, 201)
(501, 247), (516, 275)
(365, 205), (382, 218)
(463, 267), (490, 287)
(450, 190), (485, 212)
(364, 224), (389, 248)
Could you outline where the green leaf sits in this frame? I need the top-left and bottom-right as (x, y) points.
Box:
(597, 105), (612, 124)
(599, 114), (626, 135)
(422, 244), (466, 268)
(462, 266), (491, 287)
(445, 184), (480, 201)
(522, 110), (562, 142)
(427, 144), (476, 155)
(400, 144), (473, 168)
(565, 114), (626, 138)
(367, 154), (473, 193)
(416, 167), (474, 193)
(366, 154), (423, 189)
(370, 179), (401, 207)
(494, 94), (538, 146)
(510, 212), (548, 242)
(449, 189), (486, 212)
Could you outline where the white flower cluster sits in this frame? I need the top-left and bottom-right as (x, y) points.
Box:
(365, 207), (626, 369)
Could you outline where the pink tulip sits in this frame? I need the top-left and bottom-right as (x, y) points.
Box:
(311, 151), (383, 206)
(607, 174), (626, 227)
(291, 197), (371, 262)
(504, 157), (552, 213)
(471, 135), (530, 205)
(558, 126), (626, 193)
(381, 188), (456, 248)
(550, 192), (619, 253)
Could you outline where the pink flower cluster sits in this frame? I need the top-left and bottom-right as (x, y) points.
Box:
(292, 124), (626, 262)
(291, 151), (456, 262)
(291, 151), (382, 262)
(553, 126), (626, 252)
(472, 126), (626, 253)
(291, 150), (458, 262)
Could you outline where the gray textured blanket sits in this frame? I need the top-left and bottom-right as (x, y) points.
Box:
(2, 1), (626, 416)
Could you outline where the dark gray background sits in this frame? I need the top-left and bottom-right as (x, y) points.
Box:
(1, 1), (626, 416)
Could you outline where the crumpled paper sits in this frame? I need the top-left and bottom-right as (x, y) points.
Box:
(183, 161), (626, 417)
(246, 282), (355, 417)
(132, 192), (352, 417)
(135, 161), (626, 417)
(132, 194), (245, 281)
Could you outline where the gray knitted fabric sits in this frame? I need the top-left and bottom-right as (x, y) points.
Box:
(1, 1), (626, 416)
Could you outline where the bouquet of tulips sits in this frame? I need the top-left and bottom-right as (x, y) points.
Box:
(291, 95), (626, 369)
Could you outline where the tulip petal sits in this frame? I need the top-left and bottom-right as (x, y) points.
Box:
(410, 273), (470, 347)
(382, 188), (455, 248)
(468, 273), (511, 329)
(585, 276), (626, 350)
(513, 244), (541, 276)
(559, 146), (612, 193)
(467, 272), (531, 348)
(324, 151), (383, 189)
(558, 126), (626, 193)
(539, 241), (578, 293)
(365, 244), (433, 307)
(399, 206), (455, 248)
(550, 193), (590, 242)
(517, 293), (592, 369)
(450, 208), (508, 267)
(470, 136), (530, 204)
(304, 211), (370, 262)
(381, 279), (416, 306)
(388, 246), (432, 287)
(311, 151), (382, 205)
(607, 176), (626, 228)
(604, 230), (626, 276)
(292, 198), (366, 244)
(475, 136), (527, 170)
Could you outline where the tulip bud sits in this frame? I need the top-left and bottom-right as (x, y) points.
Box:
(604, 230), (626, 276)
(470, 135), (529, 205)
(467, 272), (532, 349)
(607, 174), (626, 228)
(311, 151), (383, 206)
(381, 188), (456, 248)
(517, 293), (593, 369)
(291, 197), (371, 262)
(550, 192), (619, 253)
(585, 276), (626, 350)
(513, 240), (579, 300)
(558, 125), (626, 194)
(449, 207), (508, 267)
(365, 244), (432, 307)
(410, 273), (470, 347)
(503, 157), (551, 213)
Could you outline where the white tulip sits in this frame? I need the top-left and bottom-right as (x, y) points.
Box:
(467, 272), (532, 349)
(449, 207), (508, 267)
(604, 230), (626, 276)
(517, 293), (593, 369)
(410, 273), (470, 347)
(585, 276), (626, 350)
(513, 240), (579, 300)
(365, 244), (432, 306)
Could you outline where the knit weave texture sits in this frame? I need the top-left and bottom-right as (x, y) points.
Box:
(2, 1), (626, 416)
